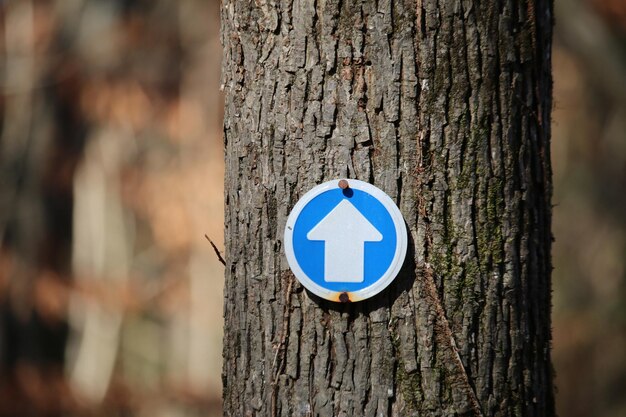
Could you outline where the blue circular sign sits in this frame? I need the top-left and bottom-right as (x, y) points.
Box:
(284, 179), (407, 302)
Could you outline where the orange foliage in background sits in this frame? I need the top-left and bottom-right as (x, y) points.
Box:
(1, 1), (223, 416)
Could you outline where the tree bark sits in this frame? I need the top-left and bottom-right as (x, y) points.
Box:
(221, 0), (554, 416)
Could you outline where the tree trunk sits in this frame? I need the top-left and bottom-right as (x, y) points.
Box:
(221, 0), (554, 416)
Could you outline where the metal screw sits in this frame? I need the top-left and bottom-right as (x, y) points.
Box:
(339, 292), (351, 303)
(338, 179), (349, 190)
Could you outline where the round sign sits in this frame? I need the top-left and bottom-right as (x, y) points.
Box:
(284, 179), (407, 302)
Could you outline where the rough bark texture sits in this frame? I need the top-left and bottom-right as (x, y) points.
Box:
(221, 0), (554, 416)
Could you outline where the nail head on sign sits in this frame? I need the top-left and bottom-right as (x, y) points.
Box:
(338, 179), (349, 189)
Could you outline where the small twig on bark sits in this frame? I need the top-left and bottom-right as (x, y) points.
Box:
(422, 263), (484, 417)
(204, 234), (226, 266)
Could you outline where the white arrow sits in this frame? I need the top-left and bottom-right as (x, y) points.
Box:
(307, 199), (383, 283)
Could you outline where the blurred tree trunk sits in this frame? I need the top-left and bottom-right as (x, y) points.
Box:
(0, 2), (85, 415)
(221, 0), (554, 416)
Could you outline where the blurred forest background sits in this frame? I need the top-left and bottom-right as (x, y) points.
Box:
(0, 0), (624, 416)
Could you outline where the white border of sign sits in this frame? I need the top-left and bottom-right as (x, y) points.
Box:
(284, 179), (408, 302)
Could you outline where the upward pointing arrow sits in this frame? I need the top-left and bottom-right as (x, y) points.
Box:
(307, 199), (383, 283)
